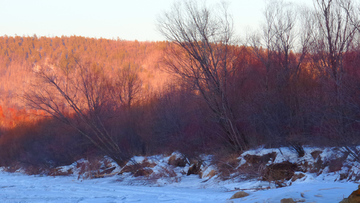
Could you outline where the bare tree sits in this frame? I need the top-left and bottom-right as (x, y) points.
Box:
(311, 0), (357, 85)
(310, 0), (358, 139)
(248, 0), (312, 90)
(157, 0), (248, 151)
(23, 59), (129, 166)
(114, 62), (142, 108)
(246, 1), (314, 154)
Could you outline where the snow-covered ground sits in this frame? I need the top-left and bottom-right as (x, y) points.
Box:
(229, 175), (358, 202)
(0, 171), (357, 202)
(0, 147), (359, 202)
(0, 171), (230, 203)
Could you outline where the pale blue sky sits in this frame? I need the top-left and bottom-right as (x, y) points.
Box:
(0, 0), (313, 41)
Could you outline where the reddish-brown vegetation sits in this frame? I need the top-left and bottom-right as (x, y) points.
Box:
(2, 0), (360, 171)
(0, 34), (359, 168)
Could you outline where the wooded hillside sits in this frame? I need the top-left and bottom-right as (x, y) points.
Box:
(1, 0), (360, 171)
(0, 36), (168, 108)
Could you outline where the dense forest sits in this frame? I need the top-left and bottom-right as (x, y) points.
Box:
(1, 0), (360, 170)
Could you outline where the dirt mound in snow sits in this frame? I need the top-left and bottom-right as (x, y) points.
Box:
(262, 161), (297, 182)
(230, 191), (249, 199)
(341, 185), (360, 203)
(243, 152), (277, 165)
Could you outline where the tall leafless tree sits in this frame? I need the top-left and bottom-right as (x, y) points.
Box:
(157, 0), (248, 151)
(309, 0), (359, 139)
(114, 62), (142, 108)
(311, 0), (357, 86)
(248, 0), (312, 90)
(246, 0), (314, 154)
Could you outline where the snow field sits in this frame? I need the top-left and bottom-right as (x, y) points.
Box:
(1, 146), (360, 202)
(0, 172), (230, 203)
